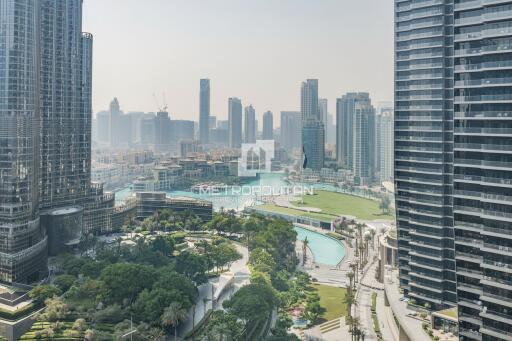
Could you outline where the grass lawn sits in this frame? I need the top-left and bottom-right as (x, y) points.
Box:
(255, 204), (334, 222)
(311, 284), (348, 323)
(292, 191), (393, 221)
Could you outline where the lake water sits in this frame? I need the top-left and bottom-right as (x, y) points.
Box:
(294, 225), (345, 266)
(114, 172), (289, 211)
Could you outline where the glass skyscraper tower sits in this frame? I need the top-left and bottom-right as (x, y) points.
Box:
(396, 1), (512, 339)
(0, 0), (47, 283)
(0, 0), (93, 283)
(301, 79), (325, 171)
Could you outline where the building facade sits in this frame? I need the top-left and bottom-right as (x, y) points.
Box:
(378, 109), (394, 183)
(0, 0), (48, 283)
(244, 105), (256, 144)
(199, 79), (210, 144)
(262, 111), (274, 140)
(301, 80), (325, 170)
(229, 98), (243, 148)
(395, 0), (457, 312)
(452, 1), (512, 340)
(280, 111), (302, 154)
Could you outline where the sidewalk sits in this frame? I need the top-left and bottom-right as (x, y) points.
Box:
(178, 244), (249, 338)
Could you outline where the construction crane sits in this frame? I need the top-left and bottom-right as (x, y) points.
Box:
(153, 92), (168, 112)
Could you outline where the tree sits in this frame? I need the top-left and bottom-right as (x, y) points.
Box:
(37, 297), (68, 322)
(29, 285), (62, 305)
(223, 283), (276, 339)
(53, 274), (76, 292)
(175, 250), (208, 284)
(343, 290), (357, 319)
(204, 311), (244, 341)
(346, 272), (355, 296)
(99, 263), (158, 304)
(379, 194), (391, 214)
(161, 302), (188, 341)
(248, 248), (276, 274)
(302, 237), (309, 266)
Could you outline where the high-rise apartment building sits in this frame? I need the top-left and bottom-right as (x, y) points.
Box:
(395, 0), (457, 312)
(397, 2), (512, 339)
(244, 105), (257, 143)
(262, 111), (274, 140)
(452, 2), (512, 340)
(336, 93), (376, 184)
(229, 98), (243, 149)
(301, 80), (325, 170)
(199, 79), (210, 144)
(377, 109), (394, 183)
(280, 111), (302, 153)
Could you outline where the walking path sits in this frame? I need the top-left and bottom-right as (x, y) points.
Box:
(178, 244), (249, 338)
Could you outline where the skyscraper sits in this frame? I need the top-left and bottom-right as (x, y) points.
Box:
(0, 0), (46, 283)
(301, 80), (324, 170)
(352, 102), (375, 186)
(377, 109), (394, 183)
(280, 111), (302, 154)
(0, 0), (95, 283)
(395, 0), (456, 311)
(336, 93), (376, 183)
(154, 111), (172, 152)
(452, 3), (512, 340)
(244, 105), (256, 143)
(229, 98), (243, 149)
(262, 111), (274, 140)
(199, 79), (210, 144)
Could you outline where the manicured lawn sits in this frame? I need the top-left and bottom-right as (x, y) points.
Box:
(255, 204), (334, 222)
(311, 284), (348, 322)
(292, 191), (393, 221)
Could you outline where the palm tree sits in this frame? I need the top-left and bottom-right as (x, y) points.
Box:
(161, 302), (188, 341)
(302, 237), (309, 266)
(343, 290), (357, 319)
(350, 317), (360, 341)
(346, 272), (355, 296)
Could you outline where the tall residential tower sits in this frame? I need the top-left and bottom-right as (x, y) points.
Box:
(199, 79), (210, 144)
(301, 80), (325, 170)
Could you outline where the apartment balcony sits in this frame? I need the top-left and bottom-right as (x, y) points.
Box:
(455, 60), (512, 73)
(455, 44), (512, 57)
(481, 226), (512, 239)
(459, 312), (483, 327)
(454, 189), (512, 204)
(455, 77), (512, 88)
(456, 251), (483, 263)
(454, 158), (512, 170)
(454, 143), (512, 154)
(480, 293), (512, 309)
(453, 174), (512, 188)
(480, 326), (512, 341)
(480, 310), (512, 326)
(481, 243), (512, 257)
(455, 236), (483, 247)
(458, 328), (482, 341)
(458, 297), (482, 310)
(458, 282), (483, 296)
(481, 260), (512, 274)
(455, 94), (512, 103)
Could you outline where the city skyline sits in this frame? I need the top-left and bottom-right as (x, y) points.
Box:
(82, 0), (393, 121)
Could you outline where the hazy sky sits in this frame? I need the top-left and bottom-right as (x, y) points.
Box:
(83, 0), (393, 124)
